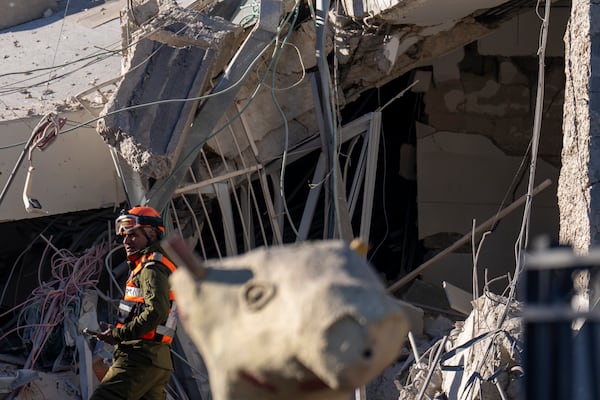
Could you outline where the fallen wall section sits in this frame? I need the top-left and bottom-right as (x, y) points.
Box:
(97, 2), (243, 183)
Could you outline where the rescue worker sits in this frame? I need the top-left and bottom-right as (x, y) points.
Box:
(90, 206), (177, 400)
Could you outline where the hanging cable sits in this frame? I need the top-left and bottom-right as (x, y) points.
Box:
(24, 113), (67, 213)
(47, 0), (72, 84)
(502, 0), (552, 328)
(0, 113), (66, 209)
(271, 1), (302, 240)
(314, 0), (340, 239)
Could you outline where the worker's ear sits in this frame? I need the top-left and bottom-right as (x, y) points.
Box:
(144, 227), (158, 242)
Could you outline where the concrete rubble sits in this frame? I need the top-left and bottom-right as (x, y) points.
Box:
(397, 293), (523, 400)
(166, 237), (416, 400)
(0, 367), (80, 400)
(0, 220), (527, 400)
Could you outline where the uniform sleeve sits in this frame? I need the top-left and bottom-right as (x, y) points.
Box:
(113, 262), (171, 342)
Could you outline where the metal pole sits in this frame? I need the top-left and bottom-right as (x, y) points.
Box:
(387, 178), (552, 293)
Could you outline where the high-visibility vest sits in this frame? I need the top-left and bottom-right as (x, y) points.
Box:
(116, 252), (177, 344)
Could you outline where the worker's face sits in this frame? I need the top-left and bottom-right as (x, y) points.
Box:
(122, 227), (152, 256)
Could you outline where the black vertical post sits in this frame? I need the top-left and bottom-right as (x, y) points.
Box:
(523, 245), (575, 400)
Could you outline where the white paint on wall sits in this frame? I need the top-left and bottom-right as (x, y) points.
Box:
(432, 48), (464, 83)
(0, 110), (125, 222)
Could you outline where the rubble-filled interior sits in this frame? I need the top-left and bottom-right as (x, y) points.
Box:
(0, 0), (579, 399)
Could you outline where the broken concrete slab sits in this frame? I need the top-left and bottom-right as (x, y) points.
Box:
(97, 2), (243, 182)
(340, 0), (508, 26)
(397, 293), (522, 400)
(0, 369), (38, 395)
(441, 293), (522, 400)
(333, 15), (493, 103)
(443, 281), (473, 315)
(400, 278), (452, 313)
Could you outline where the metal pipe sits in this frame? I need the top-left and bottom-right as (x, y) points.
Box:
(416, 336), (448, 400)
(387, 178), (552, 293)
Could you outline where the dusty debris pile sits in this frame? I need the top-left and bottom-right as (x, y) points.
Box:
(0, 239), (113, 399)
(397, 293), (523, 400)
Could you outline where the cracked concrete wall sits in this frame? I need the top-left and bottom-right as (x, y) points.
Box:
(334, 3), (571, 103)
(416, 8), (567, 291)
(206, 23), (323, 171)
(426, 47), (564, 166)
(334, 14), (493, 103)
(152, 3), (567, 189)
(558, 0), (598, 253)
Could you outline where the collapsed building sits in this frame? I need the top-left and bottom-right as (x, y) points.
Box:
(0, 0), (594, 398)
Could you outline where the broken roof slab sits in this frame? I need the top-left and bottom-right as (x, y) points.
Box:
(97, 2), (243, 181)
(200, 0), (553, 176)
(341, 0), (510, 26)
(0, 1), (128, 222)
(0, 0), (123, 120)
(141, 0), (285, 209)
(334, 1), (548, 102)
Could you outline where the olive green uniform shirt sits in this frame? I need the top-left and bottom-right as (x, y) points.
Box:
(91, 245), (175, 400)
(111, 245), (174, 370)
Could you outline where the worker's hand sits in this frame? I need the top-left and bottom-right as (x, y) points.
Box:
(97, 322), (118, 345)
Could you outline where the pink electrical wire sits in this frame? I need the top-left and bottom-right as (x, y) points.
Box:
(0, 240), (109, 370)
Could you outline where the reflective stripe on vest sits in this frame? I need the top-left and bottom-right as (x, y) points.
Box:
(116, 251), (178, 344)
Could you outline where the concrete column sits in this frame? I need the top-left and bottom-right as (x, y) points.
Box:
(558, 0), (599, 253)
(559, 0), (600, 310)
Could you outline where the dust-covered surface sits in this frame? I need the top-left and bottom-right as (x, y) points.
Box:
(0, 0), (123, 121)
(0, 1), (582, 400)
(169, 239), (413, 400)
(96, 1), (244, 180)
(558, 0), (594, 252)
